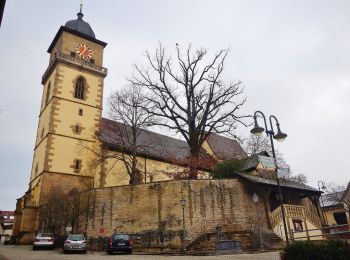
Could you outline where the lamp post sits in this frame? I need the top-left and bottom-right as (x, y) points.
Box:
(250, 110), (289, 245)
(180, 197), (186, 252)
(318, 180), (328, 226)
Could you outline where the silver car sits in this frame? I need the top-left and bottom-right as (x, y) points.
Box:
(63, 234), (87, 254)
(33, 233), (54, 250)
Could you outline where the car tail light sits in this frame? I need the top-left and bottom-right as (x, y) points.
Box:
(109, 238), (112, 246)
(34, 239), (40, 242)
(129, 240), (133, 245)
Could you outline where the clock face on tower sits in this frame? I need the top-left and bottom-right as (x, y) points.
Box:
(75, 43), (93, 59)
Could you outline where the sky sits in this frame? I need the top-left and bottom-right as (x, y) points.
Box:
(1, 0), (350, 210)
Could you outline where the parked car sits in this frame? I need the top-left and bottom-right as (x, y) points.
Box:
(32, 233), (54, 250)
(63, 234), (87, 254)
(107, 233), (133, 254)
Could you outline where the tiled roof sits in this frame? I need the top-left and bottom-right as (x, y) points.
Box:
(206, 133), (247, 161)
(100, 118), (235, 168)
(233, 172), (321, 194)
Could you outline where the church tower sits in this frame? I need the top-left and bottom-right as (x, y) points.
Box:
(13, 7), (107, 242)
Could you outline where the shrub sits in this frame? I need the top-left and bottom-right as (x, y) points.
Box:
(284, 240), (350, 260)
(211, 160), (245, 179)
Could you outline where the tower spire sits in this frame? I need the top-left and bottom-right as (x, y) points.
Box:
(77, 0), (84, 20)
(80, 0), (83, 13)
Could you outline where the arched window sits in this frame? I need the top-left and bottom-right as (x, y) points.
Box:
(74, 77), (85, 100)
(45, 82), (51, 105)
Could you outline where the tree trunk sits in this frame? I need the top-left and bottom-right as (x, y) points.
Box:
(189, 145), (200, 179)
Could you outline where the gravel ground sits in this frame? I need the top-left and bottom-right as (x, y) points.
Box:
(0, 245), (280, 260)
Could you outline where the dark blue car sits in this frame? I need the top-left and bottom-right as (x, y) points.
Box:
(107, 233), (132, 254)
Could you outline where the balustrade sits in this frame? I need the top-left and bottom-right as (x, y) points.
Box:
(269, 204), (321, 230)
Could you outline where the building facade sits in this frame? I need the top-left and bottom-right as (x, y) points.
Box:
(13, 9), (324, 250)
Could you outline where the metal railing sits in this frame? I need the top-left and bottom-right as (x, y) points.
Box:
(290, 223), (350, 241)
(42, 52), (108, 83)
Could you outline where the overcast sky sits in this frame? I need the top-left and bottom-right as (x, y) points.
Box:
(1, 0), (349, 210)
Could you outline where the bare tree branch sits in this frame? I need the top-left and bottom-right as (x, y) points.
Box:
(129, 44), (247, 178)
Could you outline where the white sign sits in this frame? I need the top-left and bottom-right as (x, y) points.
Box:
(65, 226), (72, 232)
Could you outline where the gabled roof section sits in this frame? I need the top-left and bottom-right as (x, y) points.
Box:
(99, 118), (216, 168)
(234, 172), (321, 195)
(206, 133), (246, 161)
(236, 153), (276, 171)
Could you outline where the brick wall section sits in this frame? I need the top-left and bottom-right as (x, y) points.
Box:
(79, 179), (267, 250)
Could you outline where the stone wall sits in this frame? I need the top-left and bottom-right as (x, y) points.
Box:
(78, 179), (267, 251)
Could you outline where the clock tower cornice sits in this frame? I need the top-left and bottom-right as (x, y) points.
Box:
(48, 26), (107, 54)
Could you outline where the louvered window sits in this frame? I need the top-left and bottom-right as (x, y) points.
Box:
(74, 77), (85, 100)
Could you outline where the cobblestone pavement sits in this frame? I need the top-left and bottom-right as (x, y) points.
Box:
(0, 245), (280, 260)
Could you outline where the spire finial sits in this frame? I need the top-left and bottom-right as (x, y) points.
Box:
(80, 0), (83, 13)
(77, 0), (84, 20)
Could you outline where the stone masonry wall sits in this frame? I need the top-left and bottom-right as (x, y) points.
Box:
(78, 179), (267, 251)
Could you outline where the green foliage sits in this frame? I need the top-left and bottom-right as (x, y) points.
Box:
(211, 160), (244, 179)
(284, 240), (350, 260)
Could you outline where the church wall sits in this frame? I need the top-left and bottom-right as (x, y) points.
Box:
(55, 64), (103, 108)
(40, 172), (93, 201)
(48, 135), (93, 176)
(100, 153), (209, 187)
(35, 102), (52, 147)
(53, 99), (100, 140)
(30, 138), (48, 183)
(79, 179), (266, 249)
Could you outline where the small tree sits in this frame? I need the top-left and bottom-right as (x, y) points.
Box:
(38, 186), (80, 235)
(325, 183), (350, 214)
(130, 44), (247, 179)
(211, 160), (245, 179)
(85, 84), (157, 185)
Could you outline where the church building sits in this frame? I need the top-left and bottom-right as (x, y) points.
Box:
(13, 8), (325, 251)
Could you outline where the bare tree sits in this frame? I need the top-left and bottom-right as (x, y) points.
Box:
(130, 44), (247, 179)
(85, 84), (156, 185)
(325, 183), (350, 214)
(38, 186), (80, 235)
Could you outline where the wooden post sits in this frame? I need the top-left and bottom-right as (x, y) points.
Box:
(303, 208), (310, 240)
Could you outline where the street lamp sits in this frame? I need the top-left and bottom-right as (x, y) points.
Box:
(250, 110), (289, 245)
(318, 180), (328, 226)
(180, 197), (186, 252)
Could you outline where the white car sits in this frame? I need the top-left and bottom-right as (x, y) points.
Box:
(63, 234), (87, 254)
(33, 233), (54, 250)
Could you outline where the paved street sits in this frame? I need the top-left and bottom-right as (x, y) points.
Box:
(0, 246), (280, 260)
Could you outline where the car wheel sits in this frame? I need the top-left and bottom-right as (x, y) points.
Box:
(82, 250), (87, 254)
(63, 249), (68, 254)
(107, 250), (112, 255)
(32, 246), (36, 250)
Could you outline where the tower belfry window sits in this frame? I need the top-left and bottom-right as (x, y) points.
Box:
(74, 77), (85, 100)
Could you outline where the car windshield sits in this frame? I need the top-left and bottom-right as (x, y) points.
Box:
(68, 235), (85, 241)
(38, 233), (52, 237)
(113, 234), (129, 240)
